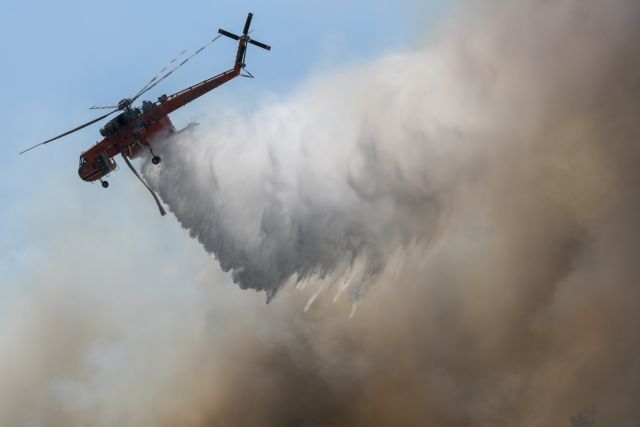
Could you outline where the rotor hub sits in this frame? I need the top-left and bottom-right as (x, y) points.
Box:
(117, 98), (132, 110)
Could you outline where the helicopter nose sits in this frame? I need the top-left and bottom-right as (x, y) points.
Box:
(78, 165), (91, 181)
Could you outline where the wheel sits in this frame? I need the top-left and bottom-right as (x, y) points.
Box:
(152, 156), (161, 165)
(101, 180), (109, 188)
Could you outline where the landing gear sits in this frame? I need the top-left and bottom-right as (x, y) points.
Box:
(148, 144), (161, 165)
(101, 180), (109, 188)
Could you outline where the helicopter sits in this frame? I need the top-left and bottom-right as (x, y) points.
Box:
(19, 13), (270, 216)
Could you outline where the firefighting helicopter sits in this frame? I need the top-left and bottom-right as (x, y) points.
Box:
(19, 13), (270, 216)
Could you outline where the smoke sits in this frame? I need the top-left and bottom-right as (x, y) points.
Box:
(143, 37), (471, 300)
(3, 0), (640, 425)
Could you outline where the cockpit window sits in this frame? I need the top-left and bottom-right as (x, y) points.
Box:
(79, 156), (88, 168)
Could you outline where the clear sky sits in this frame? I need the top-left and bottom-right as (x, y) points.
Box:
(0, 0), (450, 289)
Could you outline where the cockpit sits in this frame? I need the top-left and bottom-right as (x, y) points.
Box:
(78, 151), (117, 182)
(78, 155), (90, 179)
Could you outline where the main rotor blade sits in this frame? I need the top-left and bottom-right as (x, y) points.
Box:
(90, 104), (117, 110)
(130, 34), (222, 104)
(19, 110), (117, 155)
(90, 50), (189, 111)
(243, 13), (253, 35)
(218, 29), (240, 40)
(131, 49), (187, 101)
(249, 39), (271, 51)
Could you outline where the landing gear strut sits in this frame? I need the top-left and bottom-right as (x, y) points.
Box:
(148, 145), (161, 165)
(101, 180), (109, 188)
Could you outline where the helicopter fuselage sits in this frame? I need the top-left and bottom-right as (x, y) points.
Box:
(77, 107), (175, 182)
(23, 12), (271, 215)
(77, 64), (243, 183)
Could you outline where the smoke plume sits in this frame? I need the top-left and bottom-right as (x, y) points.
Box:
(3, 0), (640, 425)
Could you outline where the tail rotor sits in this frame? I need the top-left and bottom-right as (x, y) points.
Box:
(218, 13), (271, 68)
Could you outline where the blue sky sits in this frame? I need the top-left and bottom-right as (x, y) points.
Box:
(0, 0), (450, 288)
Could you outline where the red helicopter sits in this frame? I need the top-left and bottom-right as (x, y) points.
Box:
(20, 13), (270, 215)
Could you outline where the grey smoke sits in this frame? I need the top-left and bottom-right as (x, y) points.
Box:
(142, 0), (640, 423)
(2, 0), (640, 425)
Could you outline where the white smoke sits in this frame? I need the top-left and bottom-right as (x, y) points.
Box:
(143, 44), (490, 300)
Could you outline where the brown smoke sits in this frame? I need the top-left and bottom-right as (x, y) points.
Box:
(3, 0), (640, 425)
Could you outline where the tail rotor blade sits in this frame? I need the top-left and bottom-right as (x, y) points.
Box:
(249, 39), (271, 51)
(243, 13), (253, 35)
(218, 29), (240, 40)
(220, 13), (271, 67)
